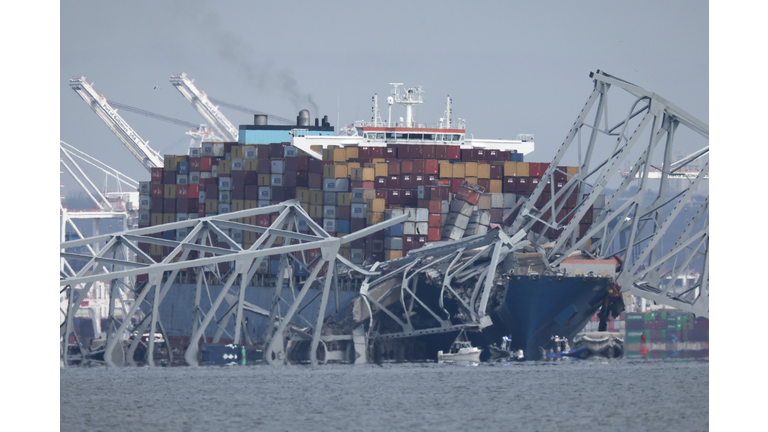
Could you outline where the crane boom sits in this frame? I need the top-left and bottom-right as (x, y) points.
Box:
(69, 77), (164, 171)
(169, 73), (239, 142)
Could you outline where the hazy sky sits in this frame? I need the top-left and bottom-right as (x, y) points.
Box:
(59, 0), (708, 194)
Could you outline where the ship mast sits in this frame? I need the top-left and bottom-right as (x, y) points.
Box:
(391, 83), (423, 128)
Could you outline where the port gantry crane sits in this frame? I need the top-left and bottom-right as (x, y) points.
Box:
(69, 77), (164, 171)
(170, 73), (240, 142)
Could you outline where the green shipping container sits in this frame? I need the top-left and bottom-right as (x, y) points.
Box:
(643, 313), (656, 321)
(625, 313), (644, 321)
(661, 312), (668, 320)
(625, 350), (642, 359)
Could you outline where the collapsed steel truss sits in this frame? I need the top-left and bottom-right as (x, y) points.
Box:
(60, 200), (406, 366)
(509, 70), (709, 317)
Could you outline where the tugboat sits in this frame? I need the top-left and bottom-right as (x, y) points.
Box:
(438, 330), (482, 363)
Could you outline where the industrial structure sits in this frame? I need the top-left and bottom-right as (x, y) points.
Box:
(60, 70), (708, 366)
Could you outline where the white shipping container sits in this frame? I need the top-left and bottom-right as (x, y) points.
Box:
(479, 210), (491, 226)
(416, 208), (429, 222)
(138, 182), (151, 195)
(198, 191), (206, 202)
(446, 213), (470, 229)
(176, 213), (188, 222)
(441, 200), (450, 214)
(441, 224), (465, 241)
(232, 159), (243, 171)
(491, 193), (504, 208)
(391, 208), (405, 218)
(323, 205), (337, 218)
(297, 218), (309, 233)
(351, 203), (366, 218)
(219, 176), (231, 190)
(212, 143), (225, 157)
(244, 147), (257, 159)
(258, 200), (270, 207)
(201, 171), (212, 179)
(176, 175), (189, 185)
(218, 191), (231, 203)
(323, 218), (337, 232)
(189, 147), (201, 158)
(504, 193), (516, 209)
(477, 194), (492, 210)
(415, 222), (429, 235)
(271, 174), (284, 186)
(403, 222), (416, 235)
(218, 203), (231, 214)
(202, 143), (213, 156)
(271, 160), (284, 174)
(404, 207), (417, 222)
(450, 200), (474, 216)
(259, 187), (272, 200)
(189, 172), (200, 185)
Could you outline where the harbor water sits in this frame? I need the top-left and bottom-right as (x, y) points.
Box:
(60, 359), (709, 432)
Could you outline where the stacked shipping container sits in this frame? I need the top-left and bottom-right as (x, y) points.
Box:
(139, 141), (593, 272)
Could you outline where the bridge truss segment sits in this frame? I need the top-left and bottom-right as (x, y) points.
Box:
(59, 200), (407, 367)
(509, 70), (709, 317)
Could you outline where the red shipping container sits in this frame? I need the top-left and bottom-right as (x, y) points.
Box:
(200, 157), (213, 171)
(337, 206), (351, 220)
(374, 177), (388, 189)
(514, 177), (529, 193)
(309, 173), (323, 189)
(402, 189), (418, 206)
(256, 145), (270, 159)
(351, 218), (366, 233)
(555, 166), (568, 182)
(422, 145), (436, 159)
(151, 167), (164, 182)
(412, 159), (426, 174)
(285, 171), (308, 187)
(163, 171), (176, 184)
(151, 184), (164, 198)
(426, 174), (437, 185)
(350, 180), (364, 189)
(428, 213), (442, 228)
(401, 174), (415, 189)
(245, 185), (259, 200)
(309, 158), (323, 173)
(388, 175), (401, 189)
(450, 179), (462, 194)
(375, 189), (388, 200)
(359, 147), (372, 159)
(425, 159), (439, 175)
(475, 149), (486, 160)
(177, 184), (189, 198)
(383, 146), (397, 158)
(362, 181), (375, 189)
(456, 186), (481, 205)
(198, 203), (206, 216)
(388, 189), (402, 205)
(428, 200), (442, 214)
(270, 143), (284, 158)
(370, 147), (384, 158)
(163, 199), (176, 213)
(461, 149), (474, 161)
(448, 145), (461, 160)
(189, 157), (201, 171)
(400, 160), (414, 174)
(428, 227), (441, 242)
(490, 164), (503, 180)
(258, 158), (271, 173)
(410, 145), (424, 159)
(388, 160), (401, 175)
(414, 174), (426, 186)
(528, 177), (541, 193)
(435, 145), (449, 159)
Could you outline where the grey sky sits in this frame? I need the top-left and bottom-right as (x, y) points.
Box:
(59, 0), (708, 194)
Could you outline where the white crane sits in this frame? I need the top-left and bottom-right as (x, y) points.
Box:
(169, 73), (239, 142)
(69, 77), (164, 171)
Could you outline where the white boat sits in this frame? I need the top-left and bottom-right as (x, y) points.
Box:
(438, 330), (482, 362)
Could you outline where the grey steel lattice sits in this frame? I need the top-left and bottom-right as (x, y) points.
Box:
(509, 70), (709, 317)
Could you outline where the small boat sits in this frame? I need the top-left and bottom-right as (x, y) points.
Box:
(438, 330), (482, 363)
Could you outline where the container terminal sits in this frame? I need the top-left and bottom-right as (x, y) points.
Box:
(60, 70), (709, 366)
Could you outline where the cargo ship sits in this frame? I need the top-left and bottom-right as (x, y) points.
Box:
(127, 83), (621, 362)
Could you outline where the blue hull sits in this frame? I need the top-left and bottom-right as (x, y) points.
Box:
(488, 275), (612, 360)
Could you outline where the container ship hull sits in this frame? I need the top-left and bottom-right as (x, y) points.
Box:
(487, 276), (613, 360)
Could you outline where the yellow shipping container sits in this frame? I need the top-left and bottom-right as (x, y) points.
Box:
(334, 164), (348, 179)
(218, 159), (232, 175)
(465, 162), (478, 177)
(310, 191), (324, 205)
(466, 177), (478, 186)
(333, 148), (347, 162)
(489, 180), (503, 193)
(232, 200), (245, 212)
(337, 192), (352, 206)
(301, 202), (310, 213)
(310, 205), (323, 218)
(164, 184), (177, 199)
(439, 164), (453, 179)
(206, 199), (219, 213)
(245, 200), (258, 209)
(151, 213), (163, 226)
(245, 231), (259, 244)
(385, 250), (403, 260)
(150, 244), (163, 255)
(567, 166), (579, 181)
(362, 167), (375, 181)
(374, 163), (389, 177)
(258, 174), (271, 186)
(345, 147), (359, 160)
(339, 248), (351, 260)
(244, 159), (258, 172)
(503, 161), (517, 177)
(296, 187), (310, 203)
(163, 213), (176, 224)
(452, 163), (465, 179)
(515, 162), (530, 177)
(231, 145), (243, 159)
(164, 155), (177, 171)
(367, 211), (385, 225)
(347, 161), (361, 171)
(478, 163), (491, 179)
(367, 198), (386, 213)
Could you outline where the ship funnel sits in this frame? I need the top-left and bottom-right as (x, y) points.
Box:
(297, 109), (311, 127)
(254, 114), (268, 126)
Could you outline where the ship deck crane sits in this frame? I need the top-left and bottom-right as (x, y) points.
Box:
(170, 73), (239, 142)
(69, 77), (164, 171)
